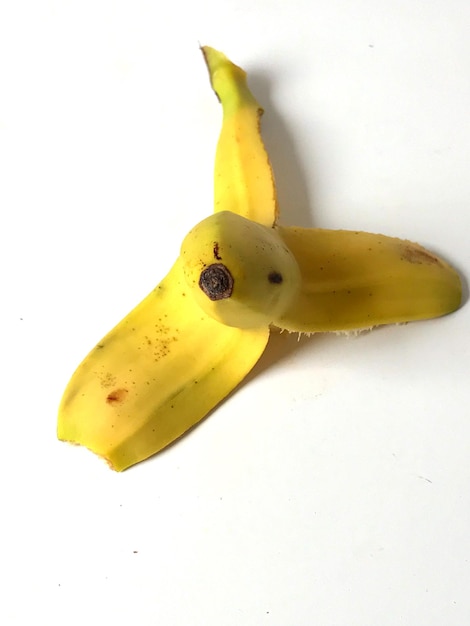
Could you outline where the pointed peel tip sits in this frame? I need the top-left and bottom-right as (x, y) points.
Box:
(200, 45), (259, 111)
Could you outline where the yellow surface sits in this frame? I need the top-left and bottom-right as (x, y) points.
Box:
(58, 259), (268, 470)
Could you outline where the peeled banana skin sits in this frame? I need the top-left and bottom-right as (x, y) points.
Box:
(277, 226), (462, 332)
(180, 211), (461, 332)
(58, 259), (269, 471)
(57, 46), (462, 470)
(202, 46), (278, 227)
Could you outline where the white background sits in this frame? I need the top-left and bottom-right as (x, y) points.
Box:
(1, 1), (469, 625)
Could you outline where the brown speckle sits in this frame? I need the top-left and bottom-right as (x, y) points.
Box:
(213, 242), (222, 260)
(106, 388), (129, 405)
(100, 372), (117, 389)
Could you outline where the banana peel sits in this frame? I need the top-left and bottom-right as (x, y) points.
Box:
(202, 46), (278, 227)
(58, 259), (269, 471)
(277, 226), (461, 332)
(58, 46), (462, 470)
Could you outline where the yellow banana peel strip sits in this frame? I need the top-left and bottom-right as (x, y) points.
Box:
(276, 226), (462, 332)
(58, 47), (462, 470)
(58, 259), (269, 471)
(202, 46), (278, 226)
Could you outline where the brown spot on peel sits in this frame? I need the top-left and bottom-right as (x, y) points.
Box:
(213, 242), (222, 260)
(106, 388), (129, 405)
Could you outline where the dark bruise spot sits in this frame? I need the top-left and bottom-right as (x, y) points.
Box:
(106, 388), (128, 405)
(199, 263), (234, 301)
(401, 245), (441, 266)
(213, 241), (222, 260)
(268, 271), (283, 284)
